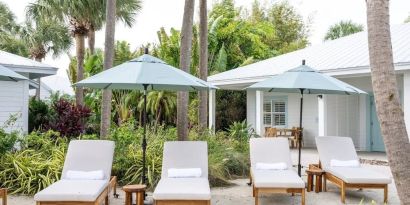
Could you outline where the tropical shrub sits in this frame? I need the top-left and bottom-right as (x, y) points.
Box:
(47, 99), (91, 137)
(0, 123), (250, 194)
(0, 131), (67, 195)
(28, 98), (51, 132)
(0, 129), (18, 154)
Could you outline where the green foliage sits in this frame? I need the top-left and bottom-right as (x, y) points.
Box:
(324, 20), (364, 41)
(28, 98), (51, 132)
(228, 120), (250, 141)
(0, 122), (250, 194)
(0, 129), (18, 154)
(0, 131), (67, 195)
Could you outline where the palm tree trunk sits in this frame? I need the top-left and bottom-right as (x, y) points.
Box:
(75, 34), (85, 106)
(366, 0), (410, 203)
(34, 57), (42, 100)
(88, 27), (96, 55)
(198, 0), (208, 132)
(177, 0), (195, 141)
(100, 0), (116, 139)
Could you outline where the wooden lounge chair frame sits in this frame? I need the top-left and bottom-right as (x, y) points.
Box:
(323, 171), (388, 204)
(251, 171), (305, 205)
(36, 176), (118, 205)
(315, 162), (388, 204)
(0, 188), (6, 205)
(155, 200), (211, 205)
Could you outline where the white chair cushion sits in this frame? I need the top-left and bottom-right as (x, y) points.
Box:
(252, 168), (305, 188)
(153, 178), (211, 200)
(326, 167), (392, 184)
(34, 180), (108, 201)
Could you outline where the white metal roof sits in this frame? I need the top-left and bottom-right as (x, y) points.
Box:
(208, 23), (410, 88)
(0, 50), (58, 79)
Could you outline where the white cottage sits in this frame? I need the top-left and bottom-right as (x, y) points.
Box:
(208, 24), (410, 152)
(0, 50), (58, 133)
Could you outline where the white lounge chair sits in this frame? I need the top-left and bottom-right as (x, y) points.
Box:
(34, 140), (115, 205)
(250, 138), (305, 205)
(315, 136), (392, 203)
(153, 141), (211, 205)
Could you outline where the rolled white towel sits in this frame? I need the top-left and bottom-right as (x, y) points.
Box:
(255, 162), (288, 170)
(65, 170), (105, 180)
(167, 168), (202, 178)
(330, 159), (360, 167)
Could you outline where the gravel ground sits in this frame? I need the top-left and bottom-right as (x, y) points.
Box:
(7, 149), (399, 205)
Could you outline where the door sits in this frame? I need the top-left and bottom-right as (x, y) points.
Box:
(369, 95), (385, 152)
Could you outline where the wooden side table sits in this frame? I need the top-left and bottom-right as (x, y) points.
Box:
(0, 188), (7, 205)
(123, 184), (146, 205)
(306, 168), (325, 193)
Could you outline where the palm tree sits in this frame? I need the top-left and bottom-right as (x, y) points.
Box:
(177, 0), (195, 140)
(20, 20), (71, 62)
(324, 20), (363, 41)
(27, 0), (141, 106)
(86, 0), (142, 54)
(139, 91), (176, 125)
(198, 0), (208, 132)
(20, 19), (71, 99)
(0, 2), (29, 57)
(366, 0), (410, 203)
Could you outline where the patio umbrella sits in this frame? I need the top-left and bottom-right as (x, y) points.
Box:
(0, 65), (28, 81)
(247, 60), (366, 176)
(75, 50), (217, 185)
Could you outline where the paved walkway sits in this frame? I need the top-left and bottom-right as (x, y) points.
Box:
(8, 149), (399, 205)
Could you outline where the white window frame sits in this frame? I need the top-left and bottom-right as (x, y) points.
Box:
(263, 97), (287, 128)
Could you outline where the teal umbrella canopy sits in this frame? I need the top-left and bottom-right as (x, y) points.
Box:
(75, 54), (217, 91)
(0, 65), (28, 81)
(247, 63), (366, 95)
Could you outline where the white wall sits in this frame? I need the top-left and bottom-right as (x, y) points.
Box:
(263, 92), (319, 147)
(29, 84), (52, 100)
(246, 90), (256, 131)
(0, 80), (29, 133)
(402, 72), (410, 139)
(324, 94), (364, 149)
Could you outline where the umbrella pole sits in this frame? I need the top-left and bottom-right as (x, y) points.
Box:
(298, 88), (305, 176)
(142, 84), (148, 185)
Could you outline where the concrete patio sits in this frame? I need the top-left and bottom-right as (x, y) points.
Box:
(8, 149), (398, 205)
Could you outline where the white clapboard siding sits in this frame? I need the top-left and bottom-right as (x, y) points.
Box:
(325, 95), (361, 148)
(0, 80), (28, 133)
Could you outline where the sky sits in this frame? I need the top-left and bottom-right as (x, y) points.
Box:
(2, 0), (410, 79)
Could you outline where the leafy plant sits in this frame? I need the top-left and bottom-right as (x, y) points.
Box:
(0, 128), (18, 154)
(0, 131), (67, 195)
(28, 98), (51, 132)
(47, 99), (91, 137)
(228, 120), (250, 141)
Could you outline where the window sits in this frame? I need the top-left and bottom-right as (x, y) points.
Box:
(264, 98), (287, 127)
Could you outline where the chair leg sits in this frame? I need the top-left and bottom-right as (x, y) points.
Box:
(323, 177), (327, 192)
(105, 194), (109, 205)
(384, 185), (388, 203)
(341, 182), (346, 203)
(254, 188), (259, 205)
(301, 189), (305, 205)
(252, 185), (255, 197)
(3, 189), (7, 205)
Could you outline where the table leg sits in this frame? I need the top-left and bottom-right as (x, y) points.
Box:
(307, 174), (313, 192)
(137, 191), (144, 205)
(315, 175), (320, 193)
(318, 175), (322, 192)
(125, 192), (132, 205)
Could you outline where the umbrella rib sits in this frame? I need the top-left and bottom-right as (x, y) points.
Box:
(103, 83), (112, 89)
(8, 77), (17, 82)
